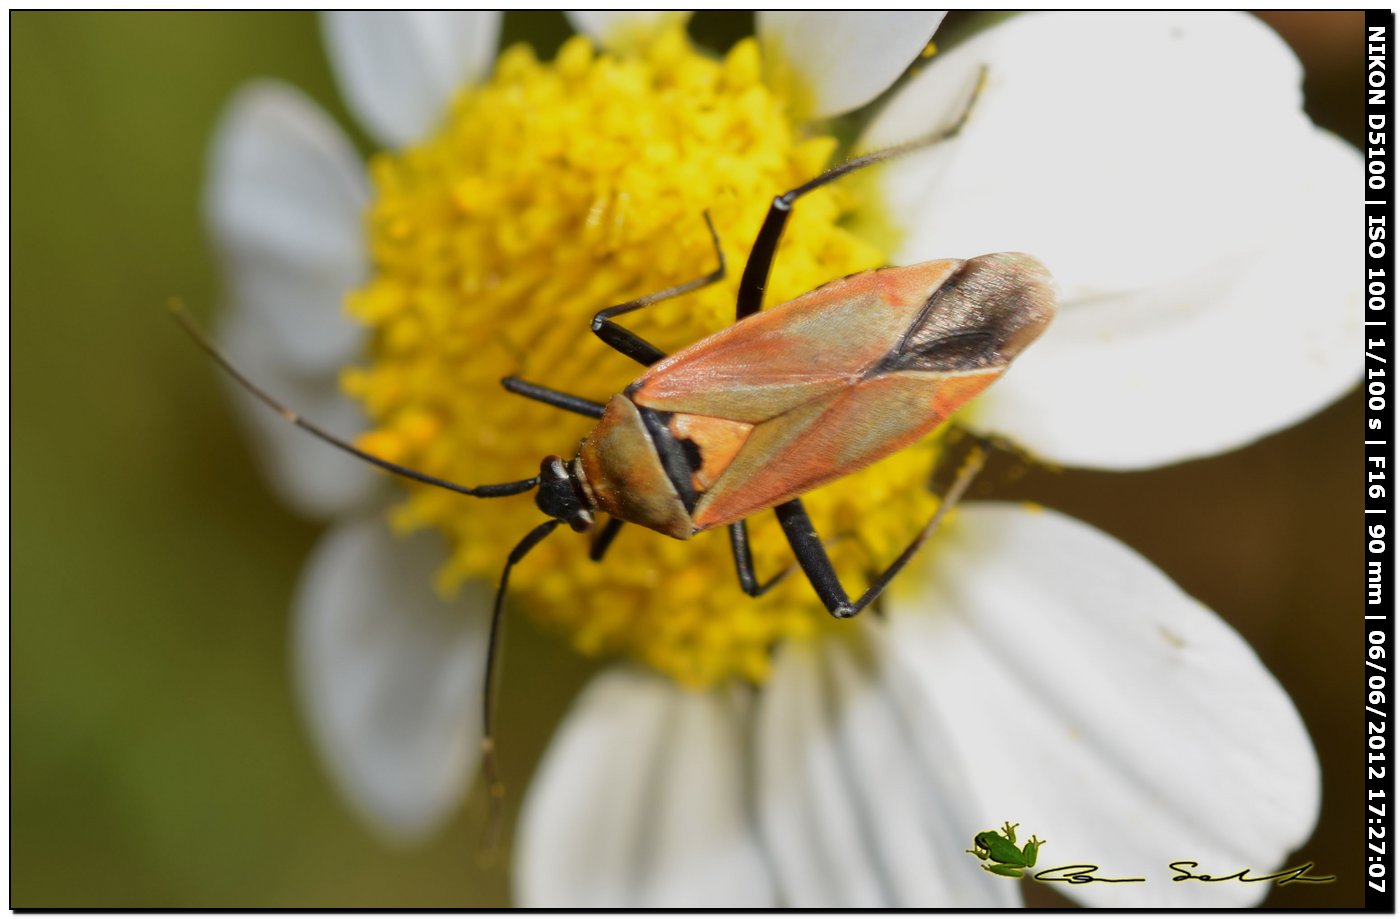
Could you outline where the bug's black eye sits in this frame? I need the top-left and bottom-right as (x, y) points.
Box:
(535, 455), (593, 531)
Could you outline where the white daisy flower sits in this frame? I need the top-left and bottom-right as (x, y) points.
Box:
(204, 11), (1357, 908)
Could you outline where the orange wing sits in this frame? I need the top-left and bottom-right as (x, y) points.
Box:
(628, 260), (963, 423)
(625, 253), (1057, 533)
(688, 368), (1000, 529)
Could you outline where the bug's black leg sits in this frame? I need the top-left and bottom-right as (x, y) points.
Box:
(729, 520), (797, 597)
(774, 499), (857, 617)
(501, 376), (607, 419)
(592, 211), (727, 366)
(775, 441), (988, 618)
(735, 66), (989, 321)
(590, 517), (625, 562)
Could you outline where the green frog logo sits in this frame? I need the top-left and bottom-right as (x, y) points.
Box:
(965, 822), (1045, 878)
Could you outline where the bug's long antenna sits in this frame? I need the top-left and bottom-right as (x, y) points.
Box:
(480, 517), (561, 856)
(170, 302), (540, 499)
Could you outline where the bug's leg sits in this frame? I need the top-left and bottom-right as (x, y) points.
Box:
(728, 520), (799, 596)
(592, 211), (726, 366)
(735, 66), (989, 320)
(589, 517), (625, 562)
(773, 499), (859, 617)
(775, 439), (988, 618)
(500, 376), (606, 419)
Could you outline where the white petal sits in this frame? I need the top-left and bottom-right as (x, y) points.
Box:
(565, 11), (691, 53)
(205, 80), (369, 376)
(294, 517), (488, 843)
(321, 11), (501, 149)
(757, 12), (945, 119)
(974, 133), (1360, 468)
(516, 668), (775, 907)
(864, 13), (1307, 292)
(215, 303), (378, 519)
(859, 12), (1360, 467)
(756, 636), (1017, 907)
(884, 504), (1320, 907)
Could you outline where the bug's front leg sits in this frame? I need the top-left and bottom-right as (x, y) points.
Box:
(589, 517), (625, 562)
(500, 377), (606, 419)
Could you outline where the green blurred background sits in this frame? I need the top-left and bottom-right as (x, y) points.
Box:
(11, 11), (1364, 908)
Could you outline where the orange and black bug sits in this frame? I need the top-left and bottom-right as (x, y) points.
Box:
(174, 68), (1055, 801)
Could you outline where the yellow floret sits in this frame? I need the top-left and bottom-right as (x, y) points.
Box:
(344, 28), (943, 688)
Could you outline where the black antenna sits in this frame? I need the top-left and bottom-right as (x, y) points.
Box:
(174, 300), (557, 857)
(170, 301), (541, 499)
(479, 517), (561, 857)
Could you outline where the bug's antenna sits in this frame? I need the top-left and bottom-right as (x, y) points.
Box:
(479, 517), (561, 858)
(170, 301), (540, 500)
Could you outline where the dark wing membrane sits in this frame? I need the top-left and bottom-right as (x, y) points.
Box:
(871, 327), (1000, 374)
(875, 252), (1058, 376)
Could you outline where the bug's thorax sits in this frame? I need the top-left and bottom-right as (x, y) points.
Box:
(576, 395), (696, 540)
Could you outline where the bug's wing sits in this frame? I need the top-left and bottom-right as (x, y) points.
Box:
(689, 367), (1000, 530)
(632, 253), (1057, 531)
(628, 261), (964, 424)
(685, 253), (1059, 530)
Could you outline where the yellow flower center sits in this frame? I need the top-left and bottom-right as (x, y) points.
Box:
(343, 29), (945, 688)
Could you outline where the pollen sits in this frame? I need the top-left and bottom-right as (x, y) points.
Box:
(344, 29), (945, 688)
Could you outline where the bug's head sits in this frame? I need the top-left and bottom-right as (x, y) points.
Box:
(535, 455), (595, 532)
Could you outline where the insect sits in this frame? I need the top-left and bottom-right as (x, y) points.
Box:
(174, 67), (1056, 803)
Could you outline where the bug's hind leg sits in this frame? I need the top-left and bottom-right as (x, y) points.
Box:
(775, 439), (988, 618)
(735, 66), (989, 321)
(591, 211), (727, 366)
